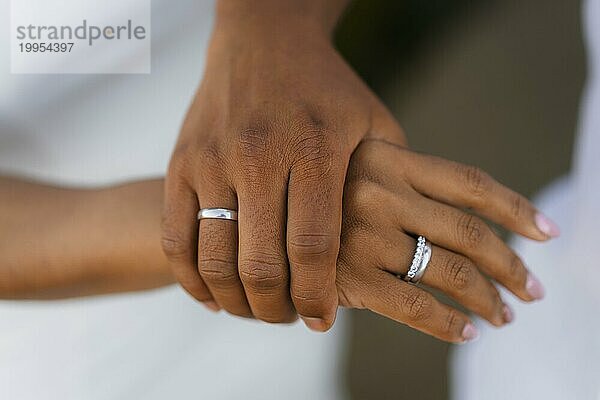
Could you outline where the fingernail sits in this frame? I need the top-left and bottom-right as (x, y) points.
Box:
(535, 213), (560, 238)
(203, 300), (221, 312)
(461, 323), (480, 343)
(502, 304), (514, 324)
(526, 273), (545, 300)
(301, 316), (329, 332)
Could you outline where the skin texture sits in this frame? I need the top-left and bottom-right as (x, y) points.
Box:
(0, 177), (172, 299)
(337, 140), (552, 341)
(163, 0), (407, 331)
(0, 141), (553, 342)
(163, 0), (555, 332)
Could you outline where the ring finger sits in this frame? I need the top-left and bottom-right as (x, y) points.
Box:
(393, 189), (541, 302)
(356, 226), (510, 326)
(197, 186), (253, 318)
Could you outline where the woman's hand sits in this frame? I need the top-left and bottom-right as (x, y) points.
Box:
(162, 1), (405, 331)
(334, 140), (558, 343)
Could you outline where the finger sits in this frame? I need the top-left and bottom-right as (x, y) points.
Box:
(393, 189), (544, 302)
(374, 232), (508, 326)
(197, 186), (253, 318)
(237, 181), (296, 324)
(287, 158), (343, 332)
(162, 176), (218, 311)
(404, 152), (560, 240)
(363, 270), (478, 343)
(363, 140), (559, 240)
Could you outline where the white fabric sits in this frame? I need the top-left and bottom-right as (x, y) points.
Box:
(0, 1), (347, 399)
(452, 0), (600, 398)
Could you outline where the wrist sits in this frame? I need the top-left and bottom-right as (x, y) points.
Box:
(67, 181), (172, 296)
(214, 0), (349, 42)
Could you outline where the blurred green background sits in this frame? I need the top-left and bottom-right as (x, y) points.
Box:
(335, 0), (585, 398)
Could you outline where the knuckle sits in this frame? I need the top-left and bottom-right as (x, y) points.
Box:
(171, 140), (191, 159)
(197, 141), (225, 170)
(492, 291), (504, 313)
(287, 229), (339, 265)
(198, 257), (238, 285)
(166, 153), (191, 184)
(456, 214), (487, 249)
(294, 105), (328, 131)
(160, 229), (189, 260)
(173, 138), (221, 167)
(239, 267), (286, 291)
(236, 119), (273, 160)
(350, 181), (379, 208)
(402, 291), (433, 322)
(290, 132), (343, 181)
(342, 182), (393, 236)
(291, 279), (331, 305)
(169, 140), (225, 188)
(444, 256), (475, 292)
(443, 309), (462, 337)
(507, 254), (526, 283)
(346, 161), (381, 187)
(460, 164), (491, 201)
(239, 254), (287, 291)
(290, 109), (329, 142)
(293, 149), (338, 182)
(346, 144), (381, 185)
(510, 193), (526, 220)
(293, 116), (329, 141)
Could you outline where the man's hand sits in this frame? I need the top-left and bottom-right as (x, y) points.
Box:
(162, 0), (406, 331)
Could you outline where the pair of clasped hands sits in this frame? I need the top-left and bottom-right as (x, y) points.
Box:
(161, 1), (559, 343)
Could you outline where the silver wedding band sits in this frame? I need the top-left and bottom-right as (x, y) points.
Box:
(197, 208), (238, 221)
(401, 235), (432, 284)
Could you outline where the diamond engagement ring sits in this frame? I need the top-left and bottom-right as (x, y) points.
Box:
(197, 208), (238, 221)
(401, 235), (432, 284)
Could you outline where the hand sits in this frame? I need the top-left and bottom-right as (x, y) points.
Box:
(335, 140), (557, 343)
(162, 2), (405, 330)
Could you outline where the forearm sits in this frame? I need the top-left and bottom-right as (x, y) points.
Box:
(0, 177), (173, 300)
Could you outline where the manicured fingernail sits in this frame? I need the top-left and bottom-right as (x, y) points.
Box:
(502, 304), (514, 324)
(203, 300), (221, 312)
(301, 316), (329, 332)
(461, 323), (480, 343)
(526, 273), (545, 300)
(535, 213), (560, 238)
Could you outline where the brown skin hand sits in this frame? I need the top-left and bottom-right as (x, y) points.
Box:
(163, 0), (406, 332)
(0, 139), (551, 343)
